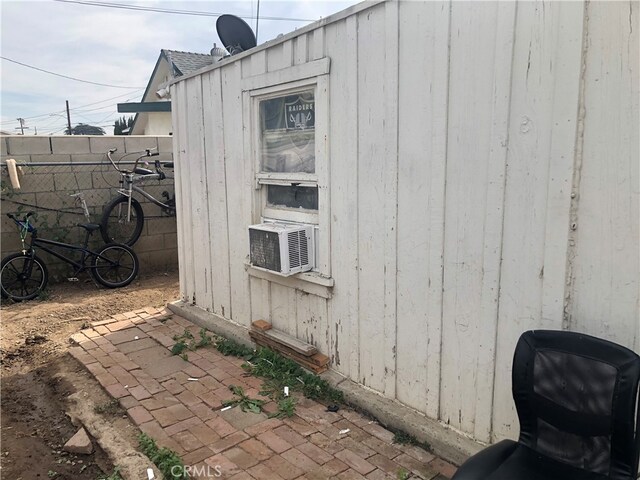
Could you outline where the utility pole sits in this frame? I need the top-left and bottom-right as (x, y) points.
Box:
(15, 118), (29, 135)
(65, 100), (72, 135)
(255, 0), (260, 44)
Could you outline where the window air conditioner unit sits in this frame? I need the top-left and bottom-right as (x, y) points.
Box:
(248, 223), (314, 276)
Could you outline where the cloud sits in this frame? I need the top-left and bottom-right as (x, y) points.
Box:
(1, 0), (358, 134)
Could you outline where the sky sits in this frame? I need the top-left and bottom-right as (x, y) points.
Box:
(0, 0), (358, 135)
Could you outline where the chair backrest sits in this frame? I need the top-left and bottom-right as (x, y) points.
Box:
(512, 330), (640, 479)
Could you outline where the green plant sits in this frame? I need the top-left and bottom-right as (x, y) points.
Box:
(171, 328), (214, 356)
(98, 466), (123, 480)
(397, 467), (411, 480)
(138, 433), (186, 479)
(392, 431), (431, 452)
(216, 337), (255, 357)
(94, 399), (122, 416)
(270, 396), (297, 418)
(223, 385), (265, 414)
(247, 347), (344, 404)
(37, 288), (51, 301)
(47, 470), (58, 479)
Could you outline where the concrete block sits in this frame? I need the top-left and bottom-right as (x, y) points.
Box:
(70, 153), (107, 164)
(20, 173), (56, 193)
(35, 192), (66, 210)
(143, 248), (178, 270)
(146, 217), (177, 235)
(92, 171), (120, 190)
(29, 154), (72, 164)
(63, 427), (93, 454)
(51, 136), (90, 154)
(164, 232), (178, 249)
(157, 136), (173, 153)
(1, 232), (22, 253)
(7, 136), (51, 155)
(124, 136), (158, 153)
(135, 233), (165, 252)
(89, 136), (125, 154)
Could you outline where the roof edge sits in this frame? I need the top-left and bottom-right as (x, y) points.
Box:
(170, 0), (385, 85)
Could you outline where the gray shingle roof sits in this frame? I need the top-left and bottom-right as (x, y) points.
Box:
(162, 49), (214, 76)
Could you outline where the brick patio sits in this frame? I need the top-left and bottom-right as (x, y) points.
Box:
(69, 307), (457, 480)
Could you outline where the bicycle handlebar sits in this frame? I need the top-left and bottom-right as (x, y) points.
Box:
(107, 148), (161, 174)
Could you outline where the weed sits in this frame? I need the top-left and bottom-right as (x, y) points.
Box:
(397, 467), (411, 480)
(171, 328), (214, 356)
(98, 466), (123, 480)
(247, 347), (344, 404)
(37, 289), (51, 301)
(171, 340), (188, 356)
(223, 385), (265, 414)
(270, 396), (297, 418)
(138, 433), (186, 479)
(94, 399), (122, 416)
(180, 352), (189, 361)
(47, 470), (58, 479)
(392, 431), (431, 452)
(216, 337), (254, 357)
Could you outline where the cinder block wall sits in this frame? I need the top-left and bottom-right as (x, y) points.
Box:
(1, 135), (177, 282)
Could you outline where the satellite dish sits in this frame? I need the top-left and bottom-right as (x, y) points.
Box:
(216, 14), (257, 55)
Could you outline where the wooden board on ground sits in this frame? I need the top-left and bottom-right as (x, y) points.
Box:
(249, 331), (328, 374)
(249, 330), (329, 366)
(259, 327), (317, 356)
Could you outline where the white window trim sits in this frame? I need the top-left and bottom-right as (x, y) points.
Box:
(243, 66), (331, 277)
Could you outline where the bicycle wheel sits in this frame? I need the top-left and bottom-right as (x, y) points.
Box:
(91, 244), (139, 288)
(1, 253), (48, 301)
(100, 196), (144, 246)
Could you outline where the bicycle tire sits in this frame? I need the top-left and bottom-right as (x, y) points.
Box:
(100, 196), (144, 246)
(91, 243), (139, 288)
(0, 253), (48, 301)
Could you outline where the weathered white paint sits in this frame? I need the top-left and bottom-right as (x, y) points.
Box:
(171, 0), (639, 445)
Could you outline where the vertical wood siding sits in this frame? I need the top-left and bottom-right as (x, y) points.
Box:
(172, 0), (639, 444)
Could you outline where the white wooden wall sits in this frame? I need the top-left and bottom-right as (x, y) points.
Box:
(171, 0), (639, 444)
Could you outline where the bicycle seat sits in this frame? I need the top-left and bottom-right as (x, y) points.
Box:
(163, 162), (174, 169)
(134, 167), (154, 175)
(77, 223), (101, 232)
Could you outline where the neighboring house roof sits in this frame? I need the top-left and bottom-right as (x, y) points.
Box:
(162, 49), (215, 76)
(131, 49), (215, 135)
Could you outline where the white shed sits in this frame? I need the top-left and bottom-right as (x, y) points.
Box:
(169, 0), (639, 456)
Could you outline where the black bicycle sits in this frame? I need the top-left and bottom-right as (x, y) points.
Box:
(1, 212), (139, 301)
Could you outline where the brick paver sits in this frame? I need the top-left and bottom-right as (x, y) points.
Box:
(71, 307), (457, 479)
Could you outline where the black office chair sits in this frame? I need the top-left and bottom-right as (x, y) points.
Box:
(453, 330), (640, 480)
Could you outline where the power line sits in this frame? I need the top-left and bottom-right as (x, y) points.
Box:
(1, 56), (144, 89)
(0, 90), (144, 125)
(52, 0), (315, 22)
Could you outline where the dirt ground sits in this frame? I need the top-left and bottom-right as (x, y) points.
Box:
(1, 272), (180, 479)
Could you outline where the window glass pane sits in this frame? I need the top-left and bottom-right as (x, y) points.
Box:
(260, 91), (315, 173)
(267, 185), (318, 210)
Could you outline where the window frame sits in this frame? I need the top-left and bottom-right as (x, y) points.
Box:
(244, 73), (330, 276)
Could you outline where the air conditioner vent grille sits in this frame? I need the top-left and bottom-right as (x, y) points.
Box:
(249, 229), (281, 272)
(287, 230), (309, 269)
(248, 222), (314, 276)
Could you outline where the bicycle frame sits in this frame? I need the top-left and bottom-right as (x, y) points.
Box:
(117, 172), (176, 213)
(106, 148), (176, 222)
(27, 231), (118, 277)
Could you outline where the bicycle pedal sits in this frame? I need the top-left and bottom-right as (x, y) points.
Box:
(67, 277), (79, 282)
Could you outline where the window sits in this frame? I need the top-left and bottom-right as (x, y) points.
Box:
(253, 86), (319, 225)
(245, 68), (330, 277)
(260, 91), (315, 174)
